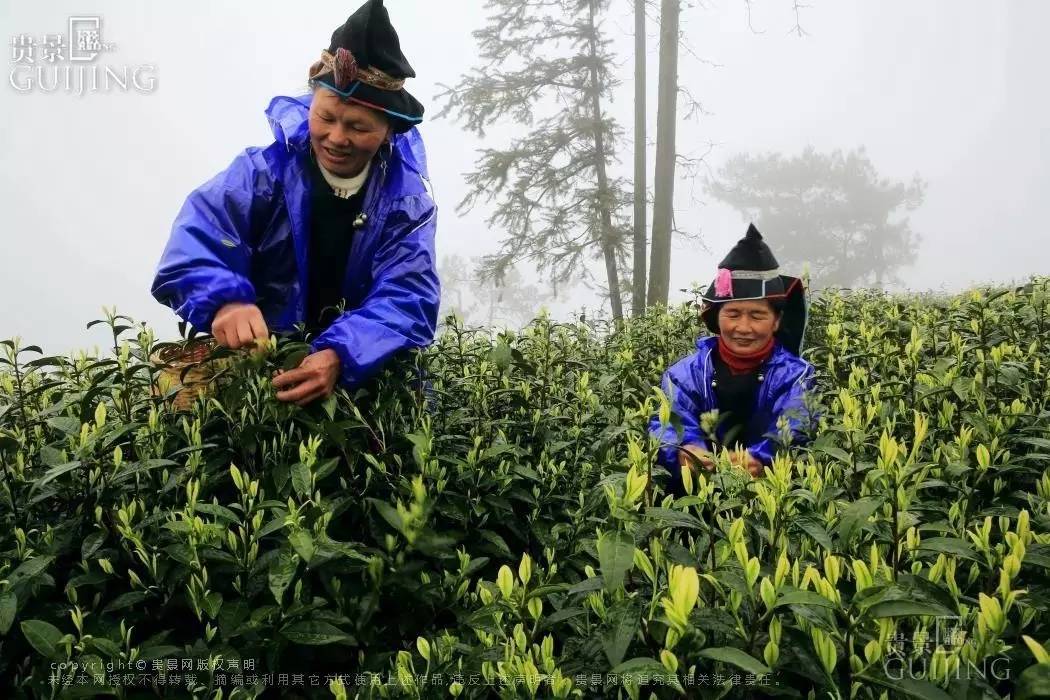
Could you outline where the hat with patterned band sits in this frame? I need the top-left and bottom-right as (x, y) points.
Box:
(309, 0), (424, 133)
(700, 223), (808, 356)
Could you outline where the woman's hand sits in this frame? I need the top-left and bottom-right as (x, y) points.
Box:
(678, 444), (715, 473)
(728, 449), (765, 478)
(272, 349), (341, 406)
(213, 302), (269, 349)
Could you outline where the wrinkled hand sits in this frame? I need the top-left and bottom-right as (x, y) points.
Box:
(272, 349), (341, 406)
(212, 302), (268, 349)
(678, 443), (715, 474)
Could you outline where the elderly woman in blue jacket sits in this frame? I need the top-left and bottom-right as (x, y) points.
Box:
(151, 0), (439, 406)
(650, 225), (816, 491)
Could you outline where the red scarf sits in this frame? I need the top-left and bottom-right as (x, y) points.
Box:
(717, 336), (775, 375)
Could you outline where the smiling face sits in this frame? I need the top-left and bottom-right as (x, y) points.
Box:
(308, 88), (391, 178)
(717, 299), (781, 353)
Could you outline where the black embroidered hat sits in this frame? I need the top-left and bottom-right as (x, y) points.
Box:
(700, 223), (809, 355)
(308, 0), (424, 133)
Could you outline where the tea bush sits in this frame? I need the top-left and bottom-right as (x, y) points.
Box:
(2, 281), (1050, 699)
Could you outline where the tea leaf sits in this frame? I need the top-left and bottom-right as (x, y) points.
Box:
(280, 620), (355, 646)
(836, 496), (883, 546)
(28, 461), (82, 495)
(81, 531), (106, 560)
(289, 531), (315, 564)
(102, 592), (147, 615)
(7, 556), (53, 586)
(602, 602), (638, 667)
(291, 463), (312, 497)
(0, 591), (17, 634)
(20, 619), (64, 659)
(859, 674), (955, 700)
(268, 550), (298, 605)
(916, 537), (980, 562)
(643, 507), (704, 530)
(697, 647), (772, 675)
(866, 600), (953, 619)
(597, 530), (635, 592)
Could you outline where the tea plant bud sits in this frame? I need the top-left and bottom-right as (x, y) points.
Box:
(864, 639), (882, 665)
(229, 464), (244, 491)
(513, 623), (528, 651)
(1023, 636), (1050, 665)
(1017, 509), (1031, 542)
(518, 554), (532, 586)
(905, 527), (920, 553)
(852, 560), (873, 592)
(823, 555), (841, 586)
(416, 637), (431, 662)
(329, 678), (348, 700)
(527, 597), (543, 620)
(774, 552), (790, 588)
(497, 565), (514, 599)
(634, 549), (656, 584)
(811, 627), (837, 675)
(660, 649), (679, 673)
(760, 577), (777, 611)
(968, 562), (981, 585)
(449, 681), (464, 697)
(744, 557), (761, 589)
(734, 540), (749, 570)
(978, 593), (1007, 636)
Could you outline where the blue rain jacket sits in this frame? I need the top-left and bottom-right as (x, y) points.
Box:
(649, 336), (816, 479)
(152, 92), (440, 388)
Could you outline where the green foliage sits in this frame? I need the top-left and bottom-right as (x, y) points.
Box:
(1, 281), (1050, 699)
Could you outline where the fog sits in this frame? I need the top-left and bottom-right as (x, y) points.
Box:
(1, 0), (1047, 353)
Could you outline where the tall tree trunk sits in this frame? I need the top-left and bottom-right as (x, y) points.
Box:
(585, 0), (624, 321)
(631, 0), (647, 317)
(647, 0), (679, 307)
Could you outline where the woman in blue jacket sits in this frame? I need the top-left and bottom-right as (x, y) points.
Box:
(152, 0), (439, 406)
(650, 224), (816, 490)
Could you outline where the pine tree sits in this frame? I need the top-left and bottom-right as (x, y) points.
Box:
(437, 0), (630, 320)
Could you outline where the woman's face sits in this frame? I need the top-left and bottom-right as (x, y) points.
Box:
(718, 299), (781, 353)
(308, 89), (391, 178)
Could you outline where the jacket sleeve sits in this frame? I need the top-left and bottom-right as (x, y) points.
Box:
(649, 355), (711, 471)
(748, 362), (817, 465)
(310, 193), (439, 388)
(151, 150), (268, 333)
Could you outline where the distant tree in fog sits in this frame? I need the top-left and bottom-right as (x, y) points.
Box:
(438, 255), (555, 329)
(707, 147), (925, 288)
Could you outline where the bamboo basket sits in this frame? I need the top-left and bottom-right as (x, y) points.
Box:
(150, 339), (227, 412)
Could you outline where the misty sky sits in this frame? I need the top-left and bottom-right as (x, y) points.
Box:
(2, 1), (1048, 354)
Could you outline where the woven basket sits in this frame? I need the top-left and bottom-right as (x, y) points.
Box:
(150, 339), (226, 412)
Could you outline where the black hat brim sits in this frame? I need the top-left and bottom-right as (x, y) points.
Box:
(311, 74), (424, 133)
(700, 275), (808, 356)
